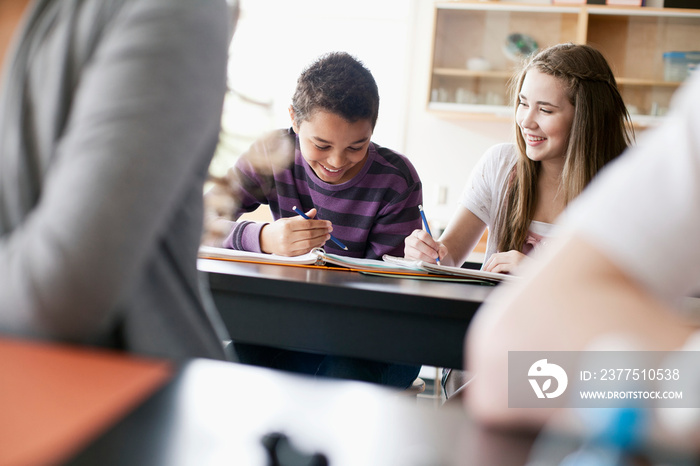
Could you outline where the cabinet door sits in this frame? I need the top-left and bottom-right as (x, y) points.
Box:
(429, 5), (580, 118)
(587, 9), (700, 123)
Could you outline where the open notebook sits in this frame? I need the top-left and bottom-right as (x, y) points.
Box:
(198, 246), (514, 282)
(381, 255), (515, 283)
(198, 246), (423, 274)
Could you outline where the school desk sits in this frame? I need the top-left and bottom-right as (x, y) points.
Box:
(198, 258), (495, 370)
(4, 338), (695, 466)
(0, 336), (534, 466)
(0, 337), (173, 466)
(64, 354), (533, 465)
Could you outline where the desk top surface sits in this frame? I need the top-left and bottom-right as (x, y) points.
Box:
(0, 337), (535, 466)
(67, 358), (534, 466)
(1, 337), (532, 466)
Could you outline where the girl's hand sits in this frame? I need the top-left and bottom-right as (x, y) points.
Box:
(260, 208), (332, 256)
(404, 229), (447, 264)
(483, 250), (529, 274)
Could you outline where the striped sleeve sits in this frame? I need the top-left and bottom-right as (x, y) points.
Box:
(364, 147), (423, 258)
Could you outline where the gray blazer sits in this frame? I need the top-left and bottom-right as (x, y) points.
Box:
(0, 0), (234, 360)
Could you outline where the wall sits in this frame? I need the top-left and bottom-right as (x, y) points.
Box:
(402, 1), (513, 231)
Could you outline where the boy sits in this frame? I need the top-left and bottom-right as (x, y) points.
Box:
(206, 52), (423, 388)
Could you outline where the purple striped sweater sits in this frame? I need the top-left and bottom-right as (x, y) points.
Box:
(222, 128), (423, 259)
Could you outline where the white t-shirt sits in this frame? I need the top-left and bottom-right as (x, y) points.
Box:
(524, 220), (556, 255)
(561, 72), (700, 301)
(459, 143), (556, 263)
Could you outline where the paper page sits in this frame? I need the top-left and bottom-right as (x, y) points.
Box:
(418, 262), (515, 283)
(198, 246), (319, 265)
(321, 253), (425, 273)
(382, 255), (426, 270)
(383, 255), (511, 283)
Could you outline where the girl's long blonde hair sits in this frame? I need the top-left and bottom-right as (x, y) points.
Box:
(497, 43), (634, 253)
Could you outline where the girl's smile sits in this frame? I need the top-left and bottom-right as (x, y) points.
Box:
(516, 69), (575, 167)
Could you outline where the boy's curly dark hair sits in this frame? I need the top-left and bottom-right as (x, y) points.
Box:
(291, 52), (379, 128)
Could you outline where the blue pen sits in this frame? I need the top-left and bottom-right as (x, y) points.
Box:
(292, 206), (348, 251)
(418, 205), (441, 265)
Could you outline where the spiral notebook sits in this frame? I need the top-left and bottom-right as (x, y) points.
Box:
(381, 255), (515, 283)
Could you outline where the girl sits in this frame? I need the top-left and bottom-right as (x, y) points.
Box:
(403, 43), (634, 397)
(405, 43), (632, 274)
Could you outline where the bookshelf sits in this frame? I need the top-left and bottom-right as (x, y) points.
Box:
(428, 2), (700, 127)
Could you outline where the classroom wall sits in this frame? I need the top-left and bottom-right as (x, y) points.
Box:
(401, 1), (513, 231)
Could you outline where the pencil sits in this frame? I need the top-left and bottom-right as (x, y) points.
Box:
(292, 206), (348, 251)
(418, 205), (441, 265)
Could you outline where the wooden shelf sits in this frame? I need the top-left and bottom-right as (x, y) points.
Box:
(427, 101), (663, 128)
(429, 2), (700, 123)
(616, 78), (682, 87)
(433, 68), (515, 79)
(428, 101), (513, 118)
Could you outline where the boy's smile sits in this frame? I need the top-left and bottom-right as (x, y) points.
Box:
(291, 108), (372, 184)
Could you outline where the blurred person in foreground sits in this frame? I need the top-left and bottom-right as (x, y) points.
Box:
(465, 72), (700, 447)
(0, 0), (237, 360)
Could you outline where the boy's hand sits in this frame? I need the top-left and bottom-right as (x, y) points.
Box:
(260, 208), (332, 256)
